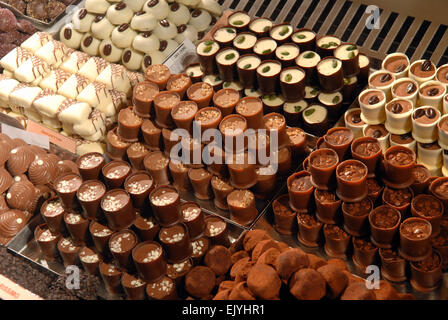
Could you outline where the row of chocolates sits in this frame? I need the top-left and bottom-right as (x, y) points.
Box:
(353, 52), (448, 176)
(60, 0), (222, 72)
(277, 126), (447, 292)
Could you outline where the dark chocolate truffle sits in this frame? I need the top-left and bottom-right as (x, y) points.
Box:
(317, 264), (348, 299)
(340, 282), (376, 300)
(251, 239), (280, 261)
(290, 268), (326, 300)
(204, 245), (232, 276)
(256, 248), (280, 267)
(228, 282), (256, 300)
(243, 229), (271, 252)
(231, 250), (249, 264)
(185, 266), (216, 298)
(275, 248), (309, 280)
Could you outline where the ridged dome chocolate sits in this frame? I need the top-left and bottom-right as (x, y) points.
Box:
(10, 138), (27, 148)
(56, 160), (80, 177)
(0, 167), (13, 194)
(0, 140), (13, 165)
(0, 133), (12, 143)
(7, 146), (35, 176)
(6, 180), (38, 214)
(28, 156), (58, 186)
(0, 209), (28, 239)
(0, 195), (9, 213)
(28, 145), (47, 157)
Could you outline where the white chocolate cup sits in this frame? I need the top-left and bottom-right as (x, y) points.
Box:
(444, 94), (448, 114)
(418, 80), (446, 112)
(381, 53), (410, 79)
(344, 108), (365, 139)
(385, 99), (413, 135)
(363, 126), (390, 154)
(389, 135), (417, 153)
(411, 106), (441, 143)
(409, 59), (436, 84)
(437, 114), (448, 150)
(391, 77), (419, 105)
(369, 70), (395, 101)
(417, 143), (442, 168)
(359, 89), (386, 125)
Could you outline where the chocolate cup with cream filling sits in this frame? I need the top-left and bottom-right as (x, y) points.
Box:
(383, 146), (416, 188)
(76, 152), (105, 181)
(323, 224), (351, 259)
(336, 160), (368, 203)
(227, 189), (258, 226)
(99, 262), (122, 295)
(296, 213), (323, 248)
(106, 127), (131, 161)
(149, 185), (180, 227)
(197, 40), (219, 74)
(410, 250), (443, 292)
(166, 73), (192, 100)
(211, 176), (234, 210)
(382, 53), (410, 79)
(249, 17), (273, 37)
(77, 180), (106, 221)
(180, 202), (206, 241)
(124, 171), (154, 210)
(324, 127), (354, 161)
(341, 198), (373, 237)
(236, 54), (260, 89)
(79, 247), (101, 276)
(34, 224), (61, 261)
(316, 57), (344, 93)
(358, 89), (387, 125)
(132, 241), (167, 282)
(314, 190), (341, 224)
(216, 48), (239, 82)
(409, 59), (436, 85)
(419, 80), (446, 111)
(101, 189), (136, 231)
(102, 160), (131, 189)
(213, 88), (240, 117)
(133, 80), (160, 118)
(316, 35), (341, 57)
(429, 177), (448, 215)
(54, 173), (83, 211)
(296, 51), (321, 85)
(171, 101), (198, 134)
(411, 164), (431, 195)
(272, 194), (297, 235)
(358, 54), (370, 82)
(40, 197), (66, 234)
(344, 108), (365, 139)
(411, 194), (443, 238)
(308, 148), (339, 191)
(399, 217), (432, 262)
(351, 238), (378, 271)
(227, 153), (258, 189)
(186, 82), (214, 110)
(133, 215), (160, 242)
(385, 98), (414, 135)
(117, 107), (143, 143)
(351, 137), (382, 178)
(143, 151), (171, 186)
(153, 91), (180, 129)
(204, 216), (230, 247)
(287, 171), (314, 213)
(141, 120), (161, 151)
(159, 223), (192, 263)
(212, 26), (237, 47)
(279, 66), (306, 102)
(256, 60), (281, 95)
(228, 11), (251, 32)
(188, 168), (213, 200)
(186, 63), (204, 83)
(169, 159), (191, 192)
(109, 229), (138, 271)
(368, 70), (396, 100)
(235, 97), (264, 130)
(379, 248), (407, 282)
(269, 22), (293, 44)
(291, 28), (316, 52)
(391, 77), (419, 105)
(121, 272), (146, 300)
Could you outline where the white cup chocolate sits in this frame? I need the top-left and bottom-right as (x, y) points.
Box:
(358, 89), (386, 125)
(409, 59), (436, 84)
(417, 142), (442, 169)
(418, 80), (446, 112)
(444, 94), (448, 115)
(363, 124), (389, 154)
(437, 114), (448, 150)
(368, 70), (395, 101)
(344, 108), (365, 139)
(385, 98), (413, 135)
(389, 133), (417, 153)
(391, 77), (419, 105)
(411, 106), (441, 143)
(381, 53), (410, 79)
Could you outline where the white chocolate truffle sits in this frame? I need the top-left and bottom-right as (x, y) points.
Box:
(91, 15), (115, 40)
(77, 81), (111, 108)
(197, 0), (222, 17)
(132, 31), (160, 54)
(60, 51), (90, 74)
(57, 99), (92, 125)
(122, 49), (144, 71)
(177, 0), (200, 6)
(35, 40), (70, 68)
(39, 69), (71, 92)
(99, 39), (124, 63)
(59, 24), (83, 49)
(78, 57), (109, 81)
(80, 34), (101, 57)
(72, 9), (95, 33)
(20, 32), (53, 53)
(158, 39), (178, 57)
(106, 2), (134, 25)
(141, 52), (166, 70)
(175, 24), (198, 44)
(143, 0), (169, 20)
(58, 74), (90, 99)
(189, 9), (212, 32)
(0, 47), (34, 72)
(154, 19), (177, 40)
(85, 0), (110, 14)
(33, 89), (66, 118)
(130, 11), (157, 31)
(14, 56), (50, 85)
(96, 64), (131, 94)
(167, 3), (190, 26)
(123, 0), (146, 12)
(111, 23), (138, 48)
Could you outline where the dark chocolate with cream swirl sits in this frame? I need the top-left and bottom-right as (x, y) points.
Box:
(7, 146), (35, 176)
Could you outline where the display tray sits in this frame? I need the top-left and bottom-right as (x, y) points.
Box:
(0, 0), (83, 30)
(7, 212), (247, 300)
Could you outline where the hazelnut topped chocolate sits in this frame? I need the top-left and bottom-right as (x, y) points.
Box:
(290, 174), (313, 192)
(343, 198), (372, 216)
(383, 187), (412, 208)
(385, 148), (414, 166)
(310, 148), (338, 168)
(353, 140), (381, 157)
(337, 161), (367, 182)
(401, 218), (431, 240)
(412, 194), (443, 218)
(324, 224), (349, 240)
(109, 230), (137, 254)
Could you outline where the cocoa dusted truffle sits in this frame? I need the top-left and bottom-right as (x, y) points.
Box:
(243, 229), (271, 252)
(231, 250), (249, 264)
(341, 282), (376, 300)
(317, 264), (348, 298)
(251, 239), (280, 261)
(247, 264), (281, 300)
(372, 280), (399, 300)
(275, 248), (309, 280)
(204, 245), (232, 276)
(185, 266), (216, 299)
(290, 268), (326, 300)
(229, 281), (256, 300)
(256, 248), (280, 267)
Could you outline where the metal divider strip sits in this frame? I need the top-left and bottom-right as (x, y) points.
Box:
(318, 0), (346, 35)
(411, 22), (439, 61)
